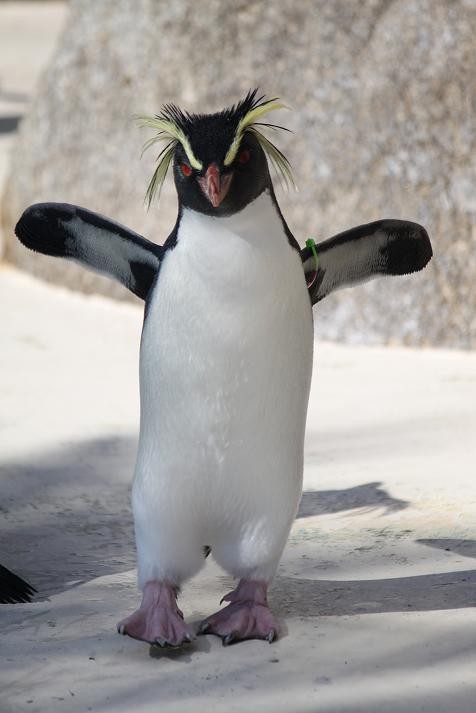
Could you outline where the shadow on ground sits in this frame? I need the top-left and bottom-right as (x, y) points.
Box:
(297, 482), (408, 517)
(271, 569), (476, 617)
(0, 115), (21, 133)
(416, 539), (476, 559)
(1, 436), (473, 616)
(0, 436), (138, 599)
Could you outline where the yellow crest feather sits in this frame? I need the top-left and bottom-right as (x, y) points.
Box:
(137, 90), (294, 208)
(136, 115), (203, 170)
(224, 100), (288, 166)
(136, 115), (203, 208)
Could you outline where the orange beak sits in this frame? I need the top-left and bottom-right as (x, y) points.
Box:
(197, 163), (233, 208)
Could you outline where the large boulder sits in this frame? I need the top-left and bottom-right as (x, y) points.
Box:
(2, 0), (475, 346)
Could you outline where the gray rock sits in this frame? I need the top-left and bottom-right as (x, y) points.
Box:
(2, 0), (475, 346)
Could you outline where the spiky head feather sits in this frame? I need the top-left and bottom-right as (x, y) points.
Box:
(137, 89), (294, 208)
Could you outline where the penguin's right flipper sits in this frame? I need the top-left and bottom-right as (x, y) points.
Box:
(301, 219), (432, 305)
(15, 203), (163, 300)
(0, 564), (36, 603)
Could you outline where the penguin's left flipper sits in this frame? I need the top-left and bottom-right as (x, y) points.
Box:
(301, 219), (432, 305)
(15, 203), (162, 300)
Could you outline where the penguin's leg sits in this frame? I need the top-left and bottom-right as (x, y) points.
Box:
(198, 522), (292, 645)
(198, 578), (280, 646)
(117, 475), (205, 647)
(117, 580), (193, 647)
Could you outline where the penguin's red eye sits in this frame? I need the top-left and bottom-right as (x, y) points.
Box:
(238, 149), (251, 164)
(181, 163), (192, 177)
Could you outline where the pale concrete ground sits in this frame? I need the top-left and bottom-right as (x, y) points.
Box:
(1, 265), (475, 712)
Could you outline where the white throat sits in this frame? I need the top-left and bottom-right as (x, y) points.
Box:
(179, 190), (289, 255)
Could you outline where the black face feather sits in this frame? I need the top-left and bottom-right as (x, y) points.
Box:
(139, 89), (293, 216)
(160, 89), (268, 168)
(172, 130), (270, 217)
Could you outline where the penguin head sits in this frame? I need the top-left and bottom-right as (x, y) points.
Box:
(138, 90), (294, 217)
(172, 128), (269, 217)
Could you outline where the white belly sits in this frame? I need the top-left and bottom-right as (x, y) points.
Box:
(135, 192), (313, 545)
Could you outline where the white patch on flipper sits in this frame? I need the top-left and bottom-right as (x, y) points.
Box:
(64, 216), (159, 293)
(305, 228), (390, 298)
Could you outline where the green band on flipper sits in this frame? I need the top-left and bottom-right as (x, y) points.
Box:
(305, 238), (319, 272)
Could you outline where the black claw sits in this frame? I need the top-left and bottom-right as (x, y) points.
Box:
(266, 629), (276, 644)
(197, 621), (210, 635)
(222, 632), (237, 647)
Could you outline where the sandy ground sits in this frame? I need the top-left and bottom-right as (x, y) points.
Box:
(0, 265), (475, 712)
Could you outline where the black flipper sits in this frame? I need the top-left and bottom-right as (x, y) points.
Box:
(0, 564), (36, 603)
(301, 219), (432, 305)
(15, 203), (163, 300)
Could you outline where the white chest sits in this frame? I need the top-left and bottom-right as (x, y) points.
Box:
(139, 192), (313, 463)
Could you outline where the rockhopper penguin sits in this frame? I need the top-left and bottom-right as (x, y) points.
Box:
(15, 90), (432, 646)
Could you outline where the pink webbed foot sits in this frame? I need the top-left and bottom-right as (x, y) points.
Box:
(117, 581), (194, 647)
(198, 579), (280, 645)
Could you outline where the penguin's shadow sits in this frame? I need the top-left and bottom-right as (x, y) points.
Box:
(271, 569), (475, 619)
(1, 435), (474, 617)
(297, 481), (408, 517)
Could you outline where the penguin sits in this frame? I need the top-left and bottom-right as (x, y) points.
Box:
(0, 564), (36, 604)
(15, 90), (432, 646)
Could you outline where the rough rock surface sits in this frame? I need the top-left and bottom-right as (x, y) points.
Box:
(2, 0), (475, 346)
